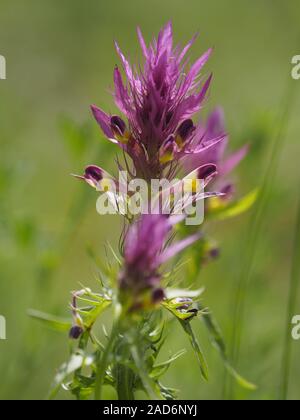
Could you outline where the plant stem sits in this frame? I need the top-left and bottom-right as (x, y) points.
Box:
(116, 364), (135, 400)
(94, 323), (118, 400)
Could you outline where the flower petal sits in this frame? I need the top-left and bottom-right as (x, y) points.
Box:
(158, 232), (202, 265)
(90, 105), (113, 138)
(221, 144), (249, 176)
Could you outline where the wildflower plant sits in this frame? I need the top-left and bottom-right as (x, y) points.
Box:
(31, 22), (256, 400)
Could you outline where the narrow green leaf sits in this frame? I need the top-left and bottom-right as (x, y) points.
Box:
(28, 309), (71, 332)
(201, 308), (256, 390)
(208, 189), (258, 221)
(81, 300), (111, 329)
(224, 362), (256, 391)
(150, 349), (186, 379)
(179, 320), (209, 381)
(157, 382), (178, 400)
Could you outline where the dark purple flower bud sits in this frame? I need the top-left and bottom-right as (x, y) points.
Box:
(110, 115), (126, 137)
(177, 119), (195, 142)
(209, 247), (220, 259)
(85, 165), (103, 183)
(220, 184), (235, 200)
(69, 325), (83, 340)
(197, 164), (217, 180)
(152, 288), (165, 304)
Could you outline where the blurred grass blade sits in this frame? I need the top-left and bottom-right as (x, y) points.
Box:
(28, 309), (71, 332)
(179, 320), (209, 381)
(226, 81), (296, 399)
(279, 190), (300, 400)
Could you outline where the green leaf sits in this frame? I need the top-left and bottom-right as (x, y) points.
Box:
(201, 308), (256, 390)
(224, 362), (257, 391)
(162, 289), (204, 322)
(150, 349), (186, 379)
(28, 309), (71, 332)
(74, 288), (112, 329)
(208, 188), (258, 221)
(157, 382), (178, 400)
(179, 320), (209, 381)
(80, 299), (111, 329)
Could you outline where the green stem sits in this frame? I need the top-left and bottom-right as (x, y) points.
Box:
(116, 364), (135, 400)
(94, 323), (118, 400)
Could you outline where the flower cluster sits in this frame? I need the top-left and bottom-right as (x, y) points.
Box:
(85, 22), (226, 183)
(45, 22), (255, 402)
(74, 23), (248, 308)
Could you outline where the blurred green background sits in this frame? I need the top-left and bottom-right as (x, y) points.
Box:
(0, 0), (300, 400)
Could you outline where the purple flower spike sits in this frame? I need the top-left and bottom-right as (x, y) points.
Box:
(91, 22), (214, 180)
(119, 214), (201, 309)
